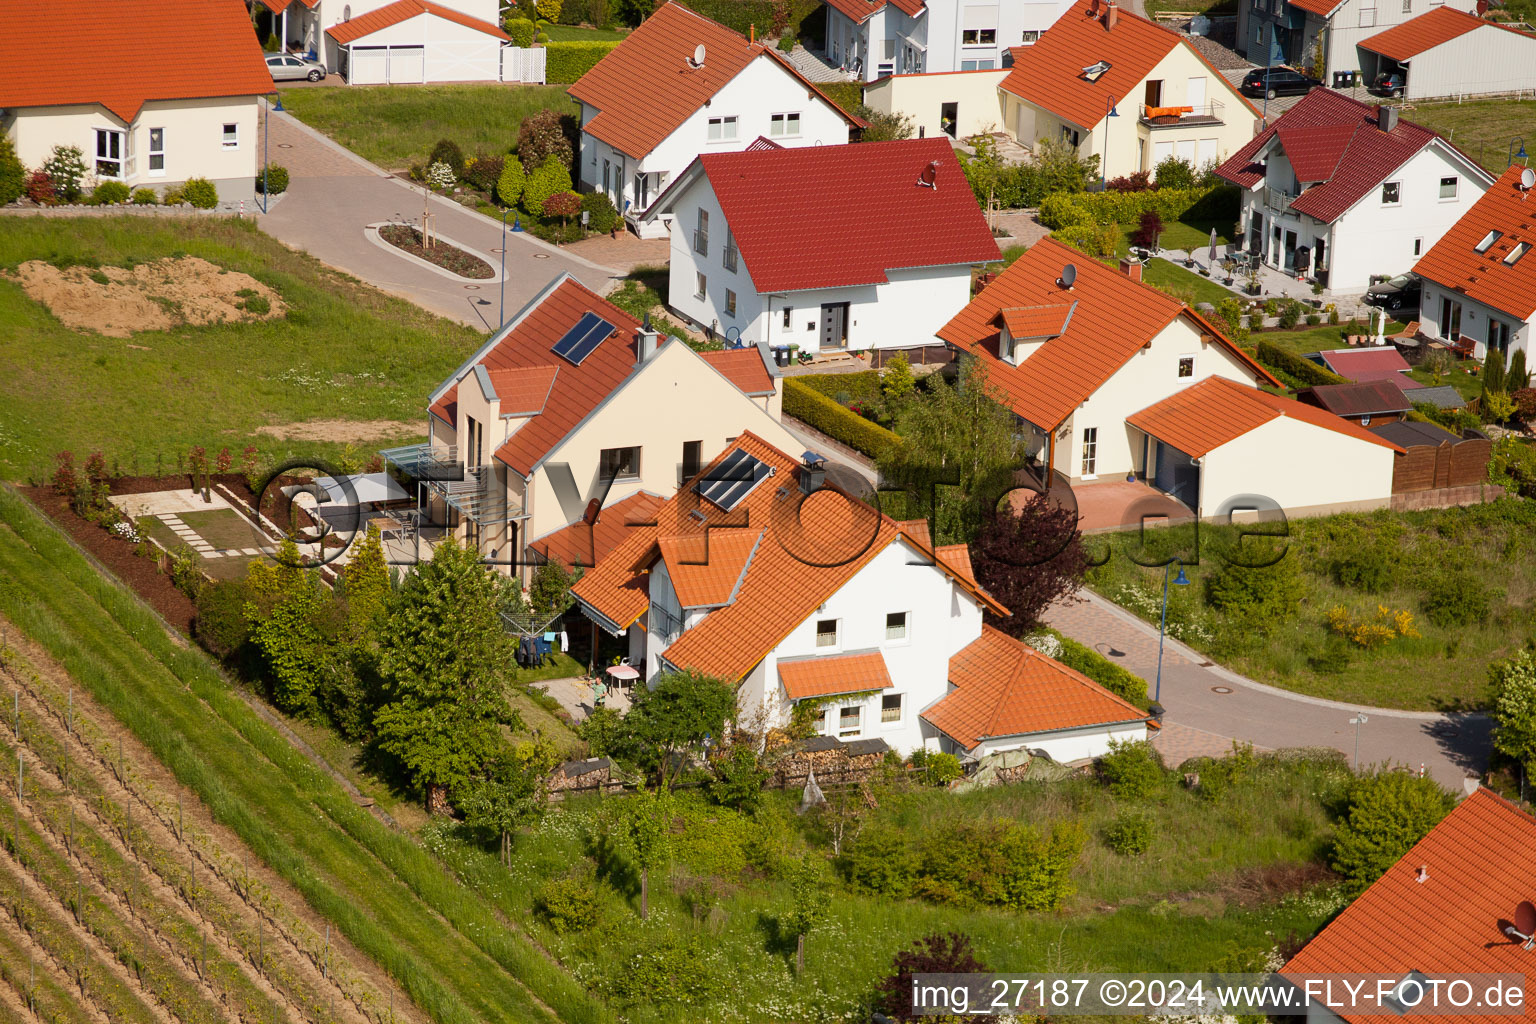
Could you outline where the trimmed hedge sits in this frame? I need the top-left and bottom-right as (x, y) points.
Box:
(783, 378), (902, 461)
(658, 0), (822, 34)
(792, 369), (882, 402)
(544, 40), (621, 82)
(1040, 627), (1150, 709)
(1255, 340), (1349, 387)
(1038, 184), (1238, 230)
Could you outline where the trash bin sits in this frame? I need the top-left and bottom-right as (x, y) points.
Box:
(775, 346), (789, 367)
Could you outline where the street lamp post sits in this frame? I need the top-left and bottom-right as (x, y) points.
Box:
(1349, 713), (1369, 770)
(1154, 559), (1191, 705)
(499, 207), (508, 327)
(1101, 94), (1119, 190)
(1510, 137), (1528, 168)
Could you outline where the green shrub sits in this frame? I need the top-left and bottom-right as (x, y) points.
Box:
(130, 187), (159, 206)
(496, 157), (527, 206)
(544, 40), (621, 83)
(90, 180), (131, 205)
(1309, 635), (1352, 675)
(1097, 738), (1165, 798)
(1330, 541), (1396, 592)
(429, 138), (466, 177)
(462, 153), (504, 193)
(1205, 555), (1306, 621)
(909, 749), (962, 787)
(182, 177), (219, 209)
(1037, 185), (1234, 230)
(707, 744), (769, 812)
(523, 156), (573, 215)
(1331, 769), (1454, 895)
(1278, 300), (1303, 329)
(162, 185), (185, 205)
(1306, 313), (1321, 326)
(168, 549), (206, 601)
(782, 378), (902, 460)
(999, 820), (1085, 910)
(534, 875), (601, 933)
(194, 579), (253, 658)
(0, 133), (23, 207)
(256, 164), (290, 194)
(536, 0), (563, 18)
(1038, 629), (1148, 707)
(602, 934), (716, 1007)
(1421, 569), (1495, 627)
(1153, 156), (1196, 189)
(791, 369), (883, 402)
(504, 16), (537, 44)
(42, 145), (87, 201)
(579, 189), (619, 232)
(1104, 812), (1154, 855)
(777, 33), (796, 51)
(1255, 340), (1349, 386)
(840, 824), (916, 895)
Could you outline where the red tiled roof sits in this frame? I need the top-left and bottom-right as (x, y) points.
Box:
(257, 0), (321, 13)
(429, 384), (458, 428)
(1281, 788), (1536, 1024)
(568, 2), (862, 159)
(1297, 380), (1413, 417)
(778, 651), (895, 699)
(937, 237), (1278, 429)
(1414, 164), (1536, 321)
(935, 543), (973, 579)
(1215, 90), (1472, 224)
(677, 138), (999, 293)
(571, 433), (1008, 683)
(1287, 0), (1346, 17)
(527, 490), (665, 568)
(744, 135), (784, 151)
(1358, 5), (1533, 60)
(998, 0), (1257, 130)
(0, 0), (274, 123)
(699, 348), (775, 394)
(825, 0), (924, 22)
(1315, 347), (1423, 388)
(922, 625), (1148, 751)
(326, 0), (509, 44)
(486, 365), (560, 416)
(1127, 375), (1405, 457)
(656, 529), (763, 607)
(996, 303), (1075, 339)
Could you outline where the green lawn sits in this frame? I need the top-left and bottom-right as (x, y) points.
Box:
(1401, 98), (1536, 172)
(0, 217), (479, 483)
(1142, 258), (1237, 307)
(1242, 319), (1413, 357)
(278, 83), (579, 170)
(1407, 362), (1485, 400)
(544, 24), (629, 40)
(1086, 507), (1536, 710)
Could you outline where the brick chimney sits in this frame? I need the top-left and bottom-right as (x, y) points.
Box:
(1119, 256), (1142, 282)
(1105, 0), (1119, 30)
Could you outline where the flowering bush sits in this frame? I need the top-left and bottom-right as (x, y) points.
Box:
(24, 170), (57, 205)
(112, 520), (142, 544)
(1326, 604), (1419, 649)
(426, 161), (457, 190)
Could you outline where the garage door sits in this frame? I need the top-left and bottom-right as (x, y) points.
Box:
(387, 45), (424, 83)
(1152, 440), (1200, 510)
(349, 46), (388, 85)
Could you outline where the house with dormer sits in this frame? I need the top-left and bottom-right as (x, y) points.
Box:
(571, 433), (1152, 759)
(568, 2), (863, 238)
(379, 274), (800, 574)
(1215, 90), (1493, 293)
(996, 0), (1258, 181)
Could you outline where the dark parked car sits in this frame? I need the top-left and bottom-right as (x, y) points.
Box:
(1240, 66), (1319, 99)
(1371, 71), (1406, 97)
(1365, 273), (1421, 311)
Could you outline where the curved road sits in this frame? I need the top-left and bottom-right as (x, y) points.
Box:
(1045, 590), (1489, 791)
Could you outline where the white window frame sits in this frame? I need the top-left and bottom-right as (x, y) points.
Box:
(1381, 180), (1401, 206)
(1081, 426), (1098, 478)
(221, 122), (239, 150)
(94, 127), (126, 180)
(1358, 6), (1377, 25)
(769, 112), (802, 138)
(706, 115), (738, 142)
(961, 27), (997, 45)
(885, 610), (909, 643)
(881, 692), (903, 726)
(694, 271), (707, 300)
(836, 703), (862, 738)
(815, 617), (840, 649)
(1020, 29), (1040, 43)
(1177, 354), (1196, 380)
(1439, 175), (1458, 200)
(147, 127), (165, 176)
(960, 59), (996, 70)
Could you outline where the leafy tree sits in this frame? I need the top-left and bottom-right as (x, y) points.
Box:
(1490, 650), (1536, 779)
(523, 157), (574, 215)
(1484, 390), (1517, 425)
(971, 496), (1088, 631)
(578, 704), (623, 756)
(613, 0), (657, 25)
(0, 133), (24, 207)
(462, 736), (561, 864)
(875, 933), (994, 1023)
(1031, 133), (1098, 194)
(1131, 209), (1164, 250)
(707, 744), (770, 812)
(529, 555), (581, 619)
(373, 537), (519, 813)
(626, 786), (672, 919)
(496, 155), (527, 205)
(999, 819), (1085, 910)
(882, 353), (917, 401)
(880, 356), (1028, 545)
(517, 108), (578, 174)
(616, 669), (736, 787)
(784, 855), (831, 973)
(244, 539), (330, 715)
(1331, 769), (1454, 895)
(852, 103), (915, 142)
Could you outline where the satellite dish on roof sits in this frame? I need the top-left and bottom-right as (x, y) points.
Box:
(916, 160), (938, 189)
(1059, 263), (1078, 289)
(1522, 167), (1535, 191)
(687, 43), (706, 69)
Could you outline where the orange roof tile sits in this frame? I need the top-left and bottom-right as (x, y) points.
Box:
(528, 490), (665, 569)
(485, 365), (559, 417)
(568, 2), (862, 159)
(1127, 375), (1405, 457)
(0, 0), (274, 123)
(936, 543), (974, 579)
(1281, 788), (1536, 1024)
(699, 348), (775, 395)
(996, 302), (1076, 339)
(572, 433), (1008, 683)
(1288, 0), (1346, 16)
(998, 0), (1258, 130)
(1414, 165), (1536, 321)
(938, 237), (1279, 429)
(1358, 5), (1532, 60)
(326, 0), (509, 44)
(899, 519), (932, 549)
(656, 529), (763, 607)
(779, 651), (895, 699)
(257, 0), (320, 12)
(429, 383), (458, 429)
(922, 625), (1148, 750)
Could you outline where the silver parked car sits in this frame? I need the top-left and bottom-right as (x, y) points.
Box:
(265, 53), (326, 82)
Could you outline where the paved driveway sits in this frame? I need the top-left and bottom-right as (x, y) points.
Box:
(257, 103), (619, 329)
(1045, 590), (1489, 791)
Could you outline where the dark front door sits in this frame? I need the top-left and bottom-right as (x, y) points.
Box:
(1153, 440), (1200, 510)
(820, 302), (849, 350)
(1283, 230), (1297, 273)
(940, 102), (958, 137)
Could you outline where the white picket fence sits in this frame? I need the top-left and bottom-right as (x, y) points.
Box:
(501, 46), (546, 84)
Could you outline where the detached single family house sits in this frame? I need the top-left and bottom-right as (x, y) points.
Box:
(1411, 164), (1536, 363)
(1356, 7), (1536, 101)
(568, 1), (863, 237)
(571, 433), (1152, 759)
(939, 237), (1401, 517)
(646, 136), (1000, 360)
(380, 274), (801, 576)
(822, 0), (1077, 81)
(1215, 89), (1493, 292)
(997, 0), (1259, 181)
(1237, 0), (1478, 81)
(0, 0), (274, 204)
(256, 0), (509, 84)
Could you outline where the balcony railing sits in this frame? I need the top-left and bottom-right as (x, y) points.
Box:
(651, 602), (684, 644)
(379, 442), (458, 480)
(1138, 100), (1225, 126)
(693, 229), (709, 257)
(1265, 186), (1298, 213)
(724, 242), (739, 273)
(433, 463), (522, 526)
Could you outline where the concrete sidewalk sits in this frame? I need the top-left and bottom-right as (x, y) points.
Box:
(1044, 589), (1489, 791)
(257, 103), (621, 330)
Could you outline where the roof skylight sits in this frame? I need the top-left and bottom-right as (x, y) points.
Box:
(1475, 229), (1503, 254)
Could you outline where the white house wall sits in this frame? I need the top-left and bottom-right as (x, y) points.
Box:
(972, 719), (1147, 761)
(1417, 278), (1532, 362)
(924, 0), (1076, 71)
(1390, 27), (1536, 100)
(863, 69), (1008, 138)
(340, 13), (502, 83)
(5, 96), (259, 203)
(1197, 414), (1394, 516)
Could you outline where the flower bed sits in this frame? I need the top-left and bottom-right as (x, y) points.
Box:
(377, 224), (493, 279)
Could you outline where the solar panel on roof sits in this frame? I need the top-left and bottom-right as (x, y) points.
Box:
(697, 448), (772, 511)
(552, 311), (615, 365)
